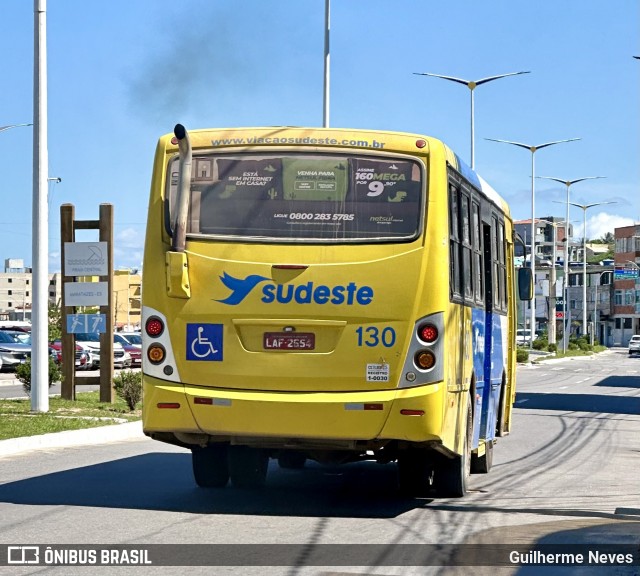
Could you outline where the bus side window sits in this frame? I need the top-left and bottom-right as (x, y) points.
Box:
(460, 192), (473, 300)
(472, 200), (483, 305)
(449, 184), (461, 299)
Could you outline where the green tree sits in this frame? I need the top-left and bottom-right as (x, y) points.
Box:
(48, 301), (62, 342)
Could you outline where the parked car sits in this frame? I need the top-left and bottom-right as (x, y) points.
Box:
(629, 335), (640, 356)
(114, 333), (141, 367)
(0, 330), (31, 371)
(117, 332), (142, 347)
(49, 339), (91, 370)
(73, 333), (132, 369)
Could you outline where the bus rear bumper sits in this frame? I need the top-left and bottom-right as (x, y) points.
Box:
(142, 376), (445, 449)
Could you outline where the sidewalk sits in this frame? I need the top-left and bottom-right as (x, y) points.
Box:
(0, 420), (145, 458)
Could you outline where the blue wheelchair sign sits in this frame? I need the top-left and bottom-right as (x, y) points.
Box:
(186, 324), (223, 361)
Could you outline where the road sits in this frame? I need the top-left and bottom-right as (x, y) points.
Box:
(0, 349), (638, 575)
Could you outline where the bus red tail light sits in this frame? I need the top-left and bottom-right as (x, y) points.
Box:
(415, 350), (436, 370)
(146, 316), (164, 337)
(418, 323), (438, 343)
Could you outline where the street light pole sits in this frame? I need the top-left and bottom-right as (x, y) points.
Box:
(537, 176), (605, 353)
(486, 138), (579, 349)
(567, 200), (616, 340)
(413, 71), (530, 169)
(322, 0), (330, 128)
(32, 0), (50, 413)
(0, 123), (33, 133)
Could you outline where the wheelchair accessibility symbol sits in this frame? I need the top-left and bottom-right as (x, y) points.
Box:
(186, 323), (223, 361)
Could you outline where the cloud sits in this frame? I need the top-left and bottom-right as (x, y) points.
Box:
(114, 227), (144, 270)
(574, 212), (636, 240)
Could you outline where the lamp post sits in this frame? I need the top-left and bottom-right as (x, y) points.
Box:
(413, 71), (530, 169)
(323, 0), (330, 128)
(0, 123), (33, 133)
(567, 200), (616, 340)
(486, 138), (579, 349)
(537, 176), (605, 352)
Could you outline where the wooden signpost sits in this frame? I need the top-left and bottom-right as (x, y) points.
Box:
(60, 203), (114, 402)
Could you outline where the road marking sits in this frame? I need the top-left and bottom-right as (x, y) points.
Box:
(576, 378), (592, 383)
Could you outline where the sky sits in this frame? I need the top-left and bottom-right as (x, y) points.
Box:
(1, 0), (638, 272)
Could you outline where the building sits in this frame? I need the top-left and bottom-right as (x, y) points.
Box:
(113, 270), (142, 331)
(514, 217), (574, 265)
(0, 259), (63, 321)
(611, 225), (640, 346)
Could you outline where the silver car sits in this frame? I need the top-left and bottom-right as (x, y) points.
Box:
(0, 330), (31, 371)
(629, 335), (640, 356)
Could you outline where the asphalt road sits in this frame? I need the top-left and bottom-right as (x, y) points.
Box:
(0, 349), (638, 575)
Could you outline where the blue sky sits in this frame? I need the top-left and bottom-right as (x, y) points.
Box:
(1, 0), (638, 272)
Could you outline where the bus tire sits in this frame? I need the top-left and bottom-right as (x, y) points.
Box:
(436, 394), (472, 497)
(229, 446), (269, 489)
(470, 440), (493, 474)
(277, 451), (307, 469)
(397, 450), (435, 497)
(496, 375), (508, 437)
(191, 444), (229, 488)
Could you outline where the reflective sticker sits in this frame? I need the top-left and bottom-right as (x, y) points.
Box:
(366, 363), (390, 382)
(186, 324), (223, 361)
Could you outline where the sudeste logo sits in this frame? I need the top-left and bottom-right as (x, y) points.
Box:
(214, 272), (374, 306)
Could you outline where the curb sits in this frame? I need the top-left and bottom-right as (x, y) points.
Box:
(0, 420), (145, 458)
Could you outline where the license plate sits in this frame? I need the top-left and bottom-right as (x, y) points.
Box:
(263, 332), (315, 350)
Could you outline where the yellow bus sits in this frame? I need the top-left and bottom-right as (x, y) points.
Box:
(141, 125), (531, 497)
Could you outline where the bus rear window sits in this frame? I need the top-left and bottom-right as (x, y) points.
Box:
(166, 153), (424, 242)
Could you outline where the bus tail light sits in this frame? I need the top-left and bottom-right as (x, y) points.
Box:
(146, 316), (164, 337)
(148, 344), (166, 364)
(418, 323), (438, 343)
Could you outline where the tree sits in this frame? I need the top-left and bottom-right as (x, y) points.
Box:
(599, 231), (614, 244)
(48, 301), (62, 342)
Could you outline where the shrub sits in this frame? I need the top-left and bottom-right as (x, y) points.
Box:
(532, 338), (548, 351)
(16, 358), (63, 396)
(113, 370), (142, 411)
(548, 343), (557, 353)
(516, 348), (529, 363)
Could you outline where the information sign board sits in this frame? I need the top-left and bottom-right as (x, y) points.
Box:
(66, 314), (107, 334)
(64, 242), (108, 276)
(64, 282), (109, 306)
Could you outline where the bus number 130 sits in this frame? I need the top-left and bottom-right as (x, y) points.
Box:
(356, 326), (396, 348)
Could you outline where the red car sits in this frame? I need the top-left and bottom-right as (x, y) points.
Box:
(49, 340), (91, 371)
(114, 333), (142, 367)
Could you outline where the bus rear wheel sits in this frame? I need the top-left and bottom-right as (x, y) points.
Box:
(471, 440), (493, 474)
(229, 446), (269, 489)
(435, 395), (472, 497)
(191, 444), (229, 488)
